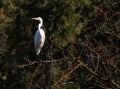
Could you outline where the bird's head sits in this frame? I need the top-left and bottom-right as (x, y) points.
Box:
(32, 17), (43, 28)
(32, 17), (43, 23)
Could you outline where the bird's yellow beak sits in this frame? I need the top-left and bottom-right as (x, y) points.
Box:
(31, 18), (39, 20)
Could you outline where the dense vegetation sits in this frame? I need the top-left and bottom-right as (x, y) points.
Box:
(0, 0), (120, 89)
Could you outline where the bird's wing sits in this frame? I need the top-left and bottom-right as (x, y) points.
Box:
(40, 29), (45, 47)
(34, 31), (42, 55)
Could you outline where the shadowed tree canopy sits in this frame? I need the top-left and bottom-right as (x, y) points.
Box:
(0, 0), (120, 89)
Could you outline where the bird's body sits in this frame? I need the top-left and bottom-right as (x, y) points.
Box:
(32, 17), (45, 56)
(34, 28), (45, 55)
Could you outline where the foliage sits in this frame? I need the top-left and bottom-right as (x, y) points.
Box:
(0, 0), (120, 89)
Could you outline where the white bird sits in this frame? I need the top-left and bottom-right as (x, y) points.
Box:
(32, 17), (45, 57)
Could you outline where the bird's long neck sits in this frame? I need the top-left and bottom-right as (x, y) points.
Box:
(38, 23), (42, 30)
(38, 18), (43, 30)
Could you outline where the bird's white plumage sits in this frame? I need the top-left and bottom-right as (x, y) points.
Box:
(32, 17), (45, 55)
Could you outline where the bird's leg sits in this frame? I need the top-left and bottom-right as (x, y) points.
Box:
(39, 55), (42, 62)
(36, 54), (43, 63)
(39, 52), (43, 63)
(36, 55), (40, 63)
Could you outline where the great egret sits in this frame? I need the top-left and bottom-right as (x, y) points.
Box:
(32, 17), (45, 60)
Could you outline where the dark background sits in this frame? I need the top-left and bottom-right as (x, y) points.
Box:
(0, 0), (120, 89)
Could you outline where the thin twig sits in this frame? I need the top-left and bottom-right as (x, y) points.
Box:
(28, 64), (42, 89)
(68, 50), (99, 76)
(18, 58), (67, 68)
(51, 63), (81, 89)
